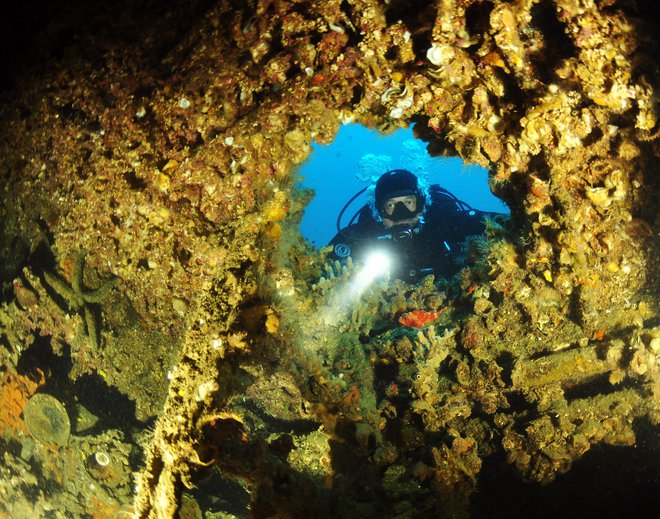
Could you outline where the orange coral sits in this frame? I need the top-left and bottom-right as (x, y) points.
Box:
(342, 385), (361, 405)
(0, 369), (44, 435)
(398, 308), (446, 329)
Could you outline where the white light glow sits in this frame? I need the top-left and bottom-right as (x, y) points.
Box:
(318, 249), (392, 327)
(351, 250), (392, 292)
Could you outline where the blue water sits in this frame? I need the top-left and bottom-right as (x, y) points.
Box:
(297, 123), (509, 247)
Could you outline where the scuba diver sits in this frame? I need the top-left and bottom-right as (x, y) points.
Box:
(328, 169), (503, 283)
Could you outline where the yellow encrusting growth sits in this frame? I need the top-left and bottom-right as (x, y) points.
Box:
(0, 0), (656, 517)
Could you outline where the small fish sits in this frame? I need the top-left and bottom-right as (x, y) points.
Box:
(398, 308), (445, 329)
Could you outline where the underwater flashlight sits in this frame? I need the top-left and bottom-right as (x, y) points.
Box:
(364, 250), (392, 276)
(350, 249), (392, 294)
(320, 249), (393, 326)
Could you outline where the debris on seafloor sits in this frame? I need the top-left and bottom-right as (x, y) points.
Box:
(23, 393), (71, 447)
(0, 0), (657, 518)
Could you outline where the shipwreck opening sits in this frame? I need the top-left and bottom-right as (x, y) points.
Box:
(0, 0), (657, 517)
(297, 122), (509, 248)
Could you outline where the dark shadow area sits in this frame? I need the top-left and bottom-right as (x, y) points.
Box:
(16, 336), (73, 398)
(16, 336), (142, 434)
(73, 373), (143, 432)
(239, 399), (321, 437)
(562, 371), (620, 401)
(191, 468), (252, 518)
(472, 418), (660, 519)
(0, 0), (70, 91)
(465, 1), (495, 40)
(383, 0), (436, 59)
(0, 0), (217, 94)
(528, 0), (578, 85)
(0, 226), (55, 303)
(0, 234), (30, 302)
(1, 214), (60, 302)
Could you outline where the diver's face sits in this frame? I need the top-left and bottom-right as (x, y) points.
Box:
(382, 195), (419, 228)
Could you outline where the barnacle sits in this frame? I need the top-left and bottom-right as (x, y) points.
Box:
(426, 43), (454, 67)
(86, 450), (112, 479)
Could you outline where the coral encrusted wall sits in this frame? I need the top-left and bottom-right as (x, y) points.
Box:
(0, 0), (657, 518)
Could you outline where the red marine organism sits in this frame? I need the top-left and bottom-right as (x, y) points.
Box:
(398, 308), (446, 329)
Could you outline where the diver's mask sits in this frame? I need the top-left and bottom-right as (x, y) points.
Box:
(389, 201), (419, 221)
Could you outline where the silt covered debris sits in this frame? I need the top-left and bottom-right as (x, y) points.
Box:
(0, 0), (658, 517)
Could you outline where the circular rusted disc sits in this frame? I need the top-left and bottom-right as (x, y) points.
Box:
(23, 393), (71, 446)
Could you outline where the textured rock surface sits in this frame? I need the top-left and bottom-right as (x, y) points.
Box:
(0, 0), (658, 517)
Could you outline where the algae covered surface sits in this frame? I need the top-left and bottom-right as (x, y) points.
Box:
(0, 0), (658, 517)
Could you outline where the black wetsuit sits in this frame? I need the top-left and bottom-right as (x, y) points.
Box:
(328, 185), (501, 282)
